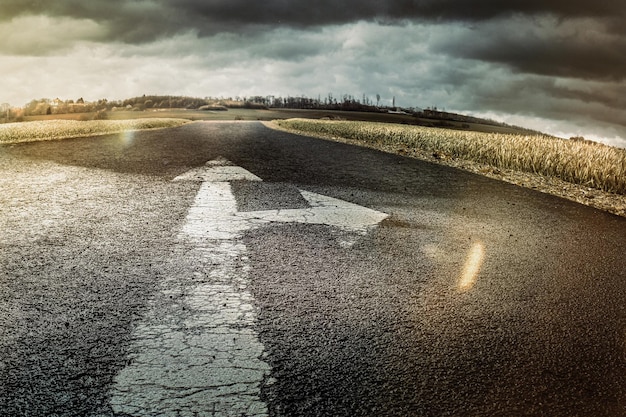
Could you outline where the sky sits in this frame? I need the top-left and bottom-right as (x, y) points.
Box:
(1, 0), (625, 147)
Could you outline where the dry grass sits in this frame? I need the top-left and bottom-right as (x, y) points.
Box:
(276, 119), (626, 195)
(0, 118), (189, 144)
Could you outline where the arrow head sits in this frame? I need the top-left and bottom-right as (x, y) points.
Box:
(238, 190), (388, 247)
(176, 158), (388, 247)
(174, 157), (262, 182)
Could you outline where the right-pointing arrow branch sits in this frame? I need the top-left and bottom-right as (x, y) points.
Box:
(174, 157), (388, 247)
(239, 189), (388, 236)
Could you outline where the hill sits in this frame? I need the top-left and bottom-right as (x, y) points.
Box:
(9, 94), (548, 137)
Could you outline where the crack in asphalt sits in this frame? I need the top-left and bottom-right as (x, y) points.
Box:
(108, 184), (271, 417)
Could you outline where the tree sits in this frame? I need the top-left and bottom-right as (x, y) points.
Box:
(1, 103), (10, 120)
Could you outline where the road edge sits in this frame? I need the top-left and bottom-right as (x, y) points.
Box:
(262, 120), (626, 219)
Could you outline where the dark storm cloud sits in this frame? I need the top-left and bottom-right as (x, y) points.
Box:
(4, 0), (624, 82)
(173, 0), (624, 27)
(3, 0), (624, 41)
(432, 15), (626, 81)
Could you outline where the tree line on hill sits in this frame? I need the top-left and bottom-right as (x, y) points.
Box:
(1, 94), (391, 122)
(0, 94), (536, 134)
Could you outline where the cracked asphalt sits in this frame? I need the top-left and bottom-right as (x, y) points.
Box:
(1, 121), (626, 416)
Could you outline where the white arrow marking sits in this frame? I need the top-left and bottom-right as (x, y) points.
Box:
(175, 158), (388, 246)
(174, 157), (263, 183)
(241, 190), (388, 241)
(110, 158), (387, 416)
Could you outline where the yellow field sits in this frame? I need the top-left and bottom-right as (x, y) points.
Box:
(0, 118), (189, 144)
(277, 119), (626, 195)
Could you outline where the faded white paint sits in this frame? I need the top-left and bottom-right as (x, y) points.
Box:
(173, 157), (263, 183)
(110, 158), (387, 415)
(177, 159), (388, 246)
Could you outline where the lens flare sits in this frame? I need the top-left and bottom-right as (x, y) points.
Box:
(459, 242), (485, 291)
(119, 129), (135, 147)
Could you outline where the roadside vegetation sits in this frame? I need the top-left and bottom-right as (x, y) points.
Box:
(3, 94), (539, 135)
(276, 119), (626, 195)
(0, 118), (189, 144)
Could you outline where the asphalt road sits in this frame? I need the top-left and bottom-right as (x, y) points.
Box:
(1, 121), (626, 416)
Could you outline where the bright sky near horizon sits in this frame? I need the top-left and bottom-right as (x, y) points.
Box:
(1, 1), (625, 147)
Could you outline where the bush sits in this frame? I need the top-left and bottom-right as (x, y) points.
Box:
(94, 110), (108, 120)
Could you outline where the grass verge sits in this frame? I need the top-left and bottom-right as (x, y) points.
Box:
(0, 118), (189, 144)
(269, 119), (626, 217)
(275, 119), (626, 195)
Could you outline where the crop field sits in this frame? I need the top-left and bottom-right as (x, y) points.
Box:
(23, 108), (297, 122)
(0, 118), (188, 144)
(277, 119), (626, 195)
(22, 108), (535, 135)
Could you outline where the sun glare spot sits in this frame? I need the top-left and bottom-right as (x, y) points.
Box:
(119, 130), (135, 147)
(458, 242), (485, 291)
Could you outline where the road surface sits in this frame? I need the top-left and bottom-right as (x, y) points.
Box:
(1, 121), (626, 416)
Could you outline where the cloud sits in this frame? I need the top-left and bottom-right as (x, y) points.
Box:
(3, 1), (625, 87)
(2, 1), (624, 43)
(431, 15), (626, 82)
(0, 15), (106, 55)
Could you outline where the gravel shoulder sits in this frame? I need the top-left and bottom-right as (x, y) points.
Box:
(264, 120), (626, 218)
